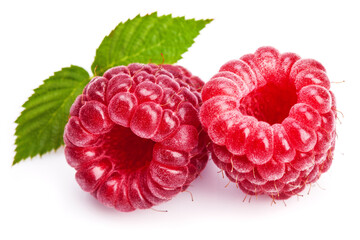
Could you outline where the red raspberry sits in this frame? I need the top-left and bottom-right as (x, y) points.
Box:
(200, 47), (336, 200)
(64, 63), (208, 211)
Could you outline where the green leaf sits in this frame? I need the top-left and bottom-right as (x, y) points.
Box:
(14, 66), (90, 165)
(91, 12), (212, 76)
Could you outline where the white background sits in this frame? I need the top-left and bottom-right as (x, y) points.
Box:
(1, 0), (358, 239)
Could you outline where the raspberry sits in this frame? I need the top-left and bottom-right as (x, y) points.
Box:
(200, 46), (336, 200)
(64, 63), (209, 211)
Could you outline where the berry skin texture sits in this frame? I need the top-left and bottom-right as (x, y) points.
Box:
(64, 63), (209, 211)
(200, 46), (336, 200)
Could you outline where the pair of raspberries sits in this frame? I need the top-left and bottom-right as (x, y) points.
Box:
(64, 46), (336, 211)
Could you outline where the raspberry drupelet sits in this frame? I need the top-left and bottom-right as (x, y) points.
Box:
(64, 63), (209, 211)
(200, 46), (336, 200)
